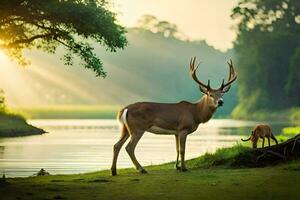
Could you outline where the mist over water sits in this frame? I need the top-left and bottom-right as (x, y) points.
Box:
(0, 119), (290, 177)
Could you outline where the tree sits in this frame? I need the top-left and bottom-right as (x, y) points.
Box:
(136, 15), (180, 38)
(0, 0), (127, 77)
(136, 15), (158, 32)
(0, 90), (6, 113)
(232, 0), (300, 115)
(286, 47), (300, 103)
(155, 21), (178, 38)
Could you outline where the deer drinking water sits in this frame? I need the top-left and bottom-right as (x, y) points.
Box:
(111, 57), (237, 176)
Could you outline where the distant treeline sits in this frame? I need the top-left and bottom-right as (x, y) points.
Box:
(15, 105), (120, 119)
(232, 0), (300, 118)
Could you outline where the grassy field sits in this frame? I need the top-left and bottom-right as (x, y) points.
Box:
(1, 145), (300, 200)
(0, 113), (45, 137)
(12, 105), (121, 119)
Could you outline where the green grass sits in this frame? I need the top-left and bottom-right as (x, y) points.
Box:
(1, 145), (300, 200)
(0, 112), (45, 137)
(186, 145), (250, 168)
(12, 105), (121, 119)
(282, 126), (300, 135)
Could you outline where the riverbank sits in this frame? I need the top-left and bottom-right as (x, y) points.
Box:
(1, 145), (300, 200)
(232, 107), (300, 122)
(12, 105), (121, 119)
(0, 113), (45, 137)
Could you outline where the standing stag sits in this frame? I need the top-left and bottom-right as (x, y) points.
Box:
(111, 57), (237, 175)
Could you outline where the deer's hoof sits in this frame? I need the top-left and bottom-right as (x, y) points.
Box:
(175, 165), (181, 170)
(139, 168), (148, 174)
(181, 168), (188, 172)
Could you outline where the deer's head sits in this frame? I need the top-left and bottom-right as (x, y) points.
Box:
(189, 57), (237, 109)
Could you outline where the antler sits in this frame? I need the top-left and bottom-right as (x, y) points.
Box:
(219, 59), (237, 91)
(189, 56), (210, 90)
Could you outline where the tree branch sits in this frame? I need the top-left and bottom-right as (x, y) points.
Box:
(0, 16), (24, 26)
(54, 38), (73, 49)
(5, 33), (56, 47)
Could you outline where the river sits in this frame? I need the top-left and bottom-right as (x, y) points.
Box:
(0, 119), (291, 177)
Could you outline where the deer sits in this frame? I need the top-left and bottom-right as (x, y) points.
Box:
(241, 124), (278, 148)
(111, 57), (237, 176)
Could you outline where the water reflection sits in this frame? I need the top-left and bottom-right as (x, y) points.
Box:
(0, 119), (291, 177)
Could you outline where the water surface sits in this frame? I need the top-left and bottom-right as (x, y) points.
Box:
(0, 119), (290, 177)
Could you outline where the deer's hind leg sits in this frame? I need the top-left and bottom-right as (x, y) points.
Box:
(271, 134), (278, 145)
(261, 137), (265, 148)
(125, 129), (147, 174)
(111, 124), (130, 176)
(175, 135), (180, 170)
(267, 137), (271, 147)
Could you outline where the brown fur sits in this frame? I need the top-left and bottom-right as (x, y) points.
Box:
(110, 57), (237, 176)
(125, 97), (217, 133)
(241, 124), (278, 148)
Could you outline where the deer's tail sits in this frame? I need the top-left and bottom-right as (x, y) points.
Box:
(117, 108), (130, 134)
(241, 136), (251, 142)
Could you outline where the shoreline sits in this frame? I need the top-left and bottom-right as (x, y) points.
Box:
(0, 113), (45, 137)
(1, 144), (300, 200)
(232, 107), (300, 122)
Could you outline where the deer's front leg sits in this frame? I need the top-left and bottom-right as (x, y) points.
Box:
(175, 135), (180, 170)
(179, 132), (188, 172)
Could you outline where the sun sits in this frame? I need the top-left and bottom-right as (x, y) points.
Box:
(0, 50), (8, 63)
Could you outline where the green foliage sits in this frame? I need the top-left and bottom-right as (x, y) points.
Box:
(137, 15), (184, 39)
(286, 47), (300, 102)
(232, 89), (261, 116)
(232, 107), (300, 121)
(15, 105), (120, 119)
(187, 145), (250, 169)
(0, 0), (127, 77)
(0, 112), (45, 137)
(0, 89), (6, 113)
(232, 0), (300, 114)
(283, 126), (300, 135)
(0, 89), (44, 137)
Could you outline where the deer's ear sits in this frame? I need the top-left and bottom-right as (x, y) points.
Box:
(199, 85), (209, 94)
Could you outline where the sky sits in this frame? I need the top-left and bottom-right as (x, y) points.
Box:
(113, 0), (238, 51)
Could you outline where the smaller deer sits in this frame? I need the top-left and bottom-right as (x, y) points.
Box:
(241, 124), (278, 148)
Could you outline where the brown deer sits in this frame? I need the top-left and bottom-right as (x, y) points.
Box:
(241, 124), (278, 148)
(111, 57), (237, 176)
